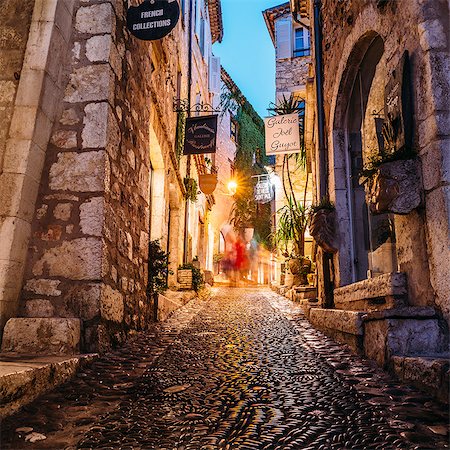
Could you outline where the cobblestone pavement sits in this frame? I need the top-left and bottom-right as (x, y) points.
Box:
(1, 288), (448, 449)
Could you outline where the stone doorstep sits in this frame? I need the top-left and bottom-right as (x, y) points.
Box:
(1, 318), (81, 355)
(157, 290), (197, 322)
(0, 353), (97, 419)
(392, 354), (449, 404)
(334, 272), (407, 311)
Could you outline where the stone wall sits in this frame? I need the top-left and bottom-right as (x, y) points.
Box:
(17, 0), (190, 352)
(315, 0), (450, 324)
(276, 57), (309, 95)
(0, 0), (75, 332)
(0, 0), (34, 171)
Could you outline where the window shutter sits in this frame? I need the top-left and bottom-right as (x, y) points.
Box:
(209, 56), (221, 94)
(195, 0), (202, 37)
(275, 18), (292, 59)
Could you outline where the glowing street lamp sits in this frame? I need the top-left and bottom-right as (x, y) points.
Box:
(227, 180), (237, 196)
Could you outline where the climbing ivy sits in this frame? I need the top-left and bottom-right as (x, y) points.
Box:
(223, 87), (272, 248)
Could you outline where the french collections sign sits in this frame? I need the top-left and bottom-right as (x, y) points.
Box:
(183, 115), (218, 155)
(127, 0), (180, 41)
(264, 113), (301, 155)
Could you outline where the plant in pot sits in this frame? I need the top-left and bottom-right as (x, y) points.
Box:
(199, 157), (218, 195)
(147, 240), (173, 321)
(309, 197), (339, 254)
(178, 263), (204, 292)
(273, 196), (311, 285)
(360, 121), (421, 215)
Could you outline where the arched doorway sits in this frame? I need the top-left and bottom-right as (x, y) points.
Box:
(333, 33), (398, 283)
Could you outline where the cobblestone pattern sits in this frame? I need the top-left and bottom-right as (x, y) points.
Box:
(1, 288), (448, 449)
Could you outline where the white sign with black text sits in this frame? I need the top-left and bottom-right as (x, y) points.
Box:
(264, 113), (300, 155)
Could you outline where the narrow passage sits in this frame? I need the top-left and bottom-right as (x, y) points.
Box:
(1, 288), (448, 449)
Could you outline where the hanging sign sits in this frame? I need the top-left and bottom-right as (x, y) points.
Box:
(127, 0), (180, 41)
(254, 174), (273, 204)
(264, 113), (301, 155)
(183, 115), (218, 155)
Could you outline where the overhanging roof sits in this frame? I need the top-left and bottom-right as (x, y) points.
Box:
(208, 0), (224, 43)
(262, 1), (309, 45)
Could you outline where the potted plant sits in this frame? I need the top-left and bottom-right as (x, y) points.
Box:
(199, 157), (218, 195)
(147, 240), (173, 321)
(273, 197), (311, 286)
(309, 198), (339, 254)
(360, 121), (422, 214)
(178, 263), (204, 292)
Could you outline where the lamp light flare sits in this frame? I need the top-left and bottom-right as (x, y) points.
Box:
(227, 180), (238, 195)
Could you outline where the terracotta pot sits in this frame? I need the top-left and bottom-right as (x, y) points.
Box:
(243, 227), (254, 243)
(199, 174), (218, 195)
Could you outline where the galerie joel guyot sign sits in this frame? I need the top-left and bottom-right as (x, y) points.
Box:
(264, 113), (301, 155)
(184, 115), (218, 155)
(127, 0), (180, 41)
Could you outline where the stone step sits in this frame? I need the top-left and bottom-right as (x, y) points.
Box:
(1, 318), (81, 355)
(0, 353), (96, 419)
(392, 354), (449, 404)
(334, 272), (407, 311)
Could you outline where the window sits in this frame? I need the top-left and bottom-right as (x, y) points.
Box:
(294, 27), (310, 57)
(230, 117), (238, 143)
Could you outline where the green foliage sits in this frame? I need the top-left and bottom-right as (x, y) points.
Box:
(175, 111), (186, 162)
(273, 197), (309, 257)
(221, 79), (271, 247)
(184, 177), (198, 202)
(178, 263), (204, 292)
(147, 240), (172, 295)
(310, 197), (335, 214)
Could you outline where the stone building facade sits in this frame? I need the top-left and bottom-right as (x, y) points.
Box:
(0, 0), (223, 353)
(304, 0), (449, 397)
(263, 2), (314, 285)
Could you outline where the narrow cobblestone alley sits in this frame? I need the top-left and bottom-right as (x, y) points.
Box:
(1, 288), (448, 449)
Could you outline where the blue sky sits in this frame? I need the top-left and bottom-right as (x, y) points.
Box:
(213, 0), (277, 118)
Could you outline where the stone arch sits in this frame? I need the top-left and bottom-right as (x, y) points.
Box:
(329, 31), (389, 285)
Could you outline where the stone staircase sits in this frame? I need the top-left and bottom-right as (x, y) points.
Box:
(304, 272), (449, 403)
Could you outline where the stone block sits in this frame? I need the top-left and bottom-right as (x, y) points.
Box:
(32, 237), (102, 280)
(364, 317), (446, 368)
(50, 130), (77, 149)
(100, 284), (124, 323)
(309, 308), (365, 335)
(49, 151), (105, 192)
(334, 272), (407, 311)
(392, 355), (449, 404)
(80, 197), (104, 236)
(24, 279), (61, 296)
(25, 299), (55, 317)
(1, 318), (81, 354)
(418, 19), (447, 51)
(85, 34), (111, 62)
(60, 108), (80, 125)
(53, 203), (73, 221)
(0, 354), (96, 420)
(64, 64), (111, 103)
(157, 293), (183, 322)
(0, 216), (32, 263)
(64, 283), (100, 320)
(82, 102), (108, 148)
(23, 21), (53, 71)
(75, 4), (114, 35)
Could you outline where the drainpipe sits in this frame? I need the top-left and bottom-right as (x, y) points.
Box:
(313, 0), (334, 308)
(183, 0), (193, 264)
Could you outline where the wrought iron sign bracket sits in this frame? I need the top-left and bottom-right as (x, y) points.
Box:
(173, 98), (222, 114)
